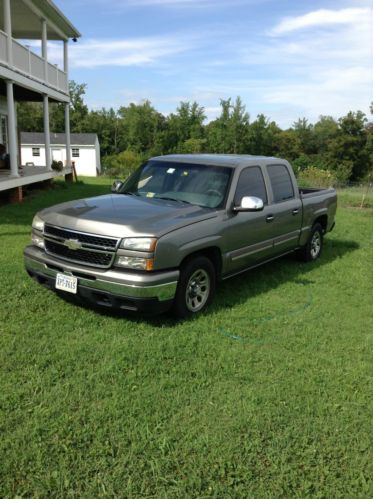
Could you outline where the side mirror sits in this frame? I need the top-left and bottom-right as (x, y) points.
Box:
(111, 180), (123, 193)
(233, 196), (264, 212)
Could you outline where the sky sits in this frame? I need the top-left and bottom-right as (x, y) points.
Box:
(47, 0), (372, 128)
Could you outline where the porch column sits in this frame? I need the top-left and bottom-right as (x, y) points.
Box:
(65, 103), (71, 168)
(4, 0), (13, 66)
(6, 81), (19, 177)
(43, 95), (51, 171)
(63, 40), (69, 74)
(41, 19), (48, 82)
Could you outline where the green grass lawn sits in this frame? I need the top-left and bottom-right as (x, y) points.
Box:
(1, 178), (372, 497)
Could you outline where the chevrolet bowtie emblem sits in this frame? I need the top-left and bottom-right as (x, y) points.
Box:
(64, 239), (82, 250)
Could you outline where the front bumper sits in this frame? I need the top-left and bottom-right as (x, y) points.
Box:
(24, 245), (179, 313)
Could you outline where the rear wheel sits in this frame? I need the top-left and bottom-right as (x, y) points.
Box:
(172, 256), (215, 318)
(297, 223), (323, 262)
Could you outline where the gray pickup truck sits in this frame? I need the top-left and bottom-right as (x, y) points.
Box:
(24, 154), (337, 317)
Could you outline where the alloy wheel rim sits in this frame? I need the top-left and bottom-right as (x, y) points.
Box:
(310, 231), (321, 258)
(185, 269), (210, 312)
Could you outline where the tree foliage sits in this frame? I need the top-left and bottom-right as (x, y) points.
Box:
(16, 82), (373, 182)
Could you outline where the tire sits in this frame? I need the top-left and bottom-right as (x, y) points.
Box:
(297, 223), (323, 262)
(172, 256), (216, 318)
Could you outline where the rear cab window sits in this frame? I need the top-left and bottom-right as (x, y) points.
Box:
(266, 164), (294, 203)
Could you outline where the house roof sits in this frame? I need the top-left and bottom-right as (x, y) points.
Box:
(21, 132), (98, 146)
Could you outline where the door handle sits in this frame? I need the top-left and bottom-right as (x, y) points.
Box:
(266, 215), (275, 222)
(292, 209), (299, 215)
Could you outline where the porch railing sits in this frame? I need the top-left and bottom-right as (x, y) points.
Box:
(0, 30), (68, 95)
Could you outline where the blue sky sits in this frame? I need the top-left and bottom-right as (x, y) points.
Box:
(49, 0), (372, 127)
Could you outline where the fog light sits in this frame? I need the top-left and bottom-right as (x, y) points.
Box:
(31, 233), (45, 249)
(116, 256), (154, 271)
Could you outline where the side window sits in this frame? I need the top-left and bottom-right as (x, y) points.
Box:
(234, 166), (267, 205)
(267, 164), (294, 203)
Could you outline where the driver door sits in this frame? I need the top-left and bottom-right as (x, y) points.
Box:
(222, 166), (275, 274)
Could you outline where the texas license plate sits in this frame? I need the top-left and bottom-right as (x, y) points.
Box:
(55, 273), (78, 294)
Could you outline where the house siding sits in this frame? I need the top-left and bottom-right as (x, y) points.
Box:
(21, 144), (99, 176)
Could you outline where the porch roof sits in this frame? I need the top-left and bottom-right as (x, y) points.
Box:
(0, 0), (81, 40)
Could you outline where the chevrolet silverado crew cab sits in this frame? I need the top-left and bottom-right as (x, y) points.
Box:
(24, 154), (337, 318)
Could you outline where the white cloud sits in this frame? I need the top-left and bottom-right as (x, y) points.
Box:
(71, 38), (190, 68)
(41, 35), (196, 69)
(270, 7), (372, 35)
(265, 67), (372, 119)
(41, 4), (372, 127)
(245, 6), (373, 124)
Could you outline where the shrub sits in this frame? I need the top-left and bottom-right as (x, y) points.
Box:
(298, 166), (336, 187)
(102, 150), (144, 178)
(180, 138), (207, 154)
(51, 160), (63, 172)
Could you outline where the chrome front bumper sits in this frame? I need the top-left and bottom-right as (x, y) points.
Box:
(24, 245), (179, 302)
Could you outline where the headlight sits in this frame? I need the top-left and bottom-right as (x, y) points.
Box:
(32, 214), (45, 232)
(116, 256), (154, 271)
(31, 232), (45, 249)
(120, 237), (157, 252)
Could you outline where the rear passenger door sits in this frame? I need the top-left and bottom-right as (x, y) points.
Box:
(265, 164), (302, 253)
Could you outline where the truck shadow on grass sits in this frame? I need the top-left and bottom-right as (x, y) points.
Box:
(56, 237), (359, 327)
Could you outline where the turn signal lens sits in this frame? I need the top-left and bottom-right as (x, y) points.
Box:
(31, 233), (45, 249)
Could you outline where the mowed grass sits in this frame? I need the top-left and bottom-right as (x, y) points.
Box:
(0, 178), (372, 498)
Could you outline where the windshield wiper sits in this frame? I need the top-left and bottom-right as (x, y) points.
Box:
(154, 196), (192, 205)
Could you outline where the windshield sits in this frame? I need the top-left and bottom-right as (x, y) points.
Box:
(119, 160), (232, 209)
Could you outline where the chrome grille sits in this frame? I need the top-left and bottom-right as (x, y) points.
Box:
(44, 224), (119, 268)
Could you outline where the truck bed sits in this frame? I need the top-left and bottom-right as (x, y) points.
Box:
(299, 187), (335, 198)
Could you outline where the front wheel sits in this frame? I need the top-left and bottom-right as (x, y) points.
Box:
(172, 256), (216, 318)
(297, 223), (324, 262)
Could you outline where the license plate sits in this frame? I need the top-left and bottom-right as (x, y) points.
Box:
(55, 273), (78, 294)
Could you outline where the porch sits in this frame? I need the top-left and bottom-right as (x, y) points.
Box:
(0, 164), (73, 192)
(0, 0), (80, 202)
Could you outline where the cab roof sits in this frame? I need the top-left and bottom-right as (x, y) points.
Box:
(150, 154), (286, 168)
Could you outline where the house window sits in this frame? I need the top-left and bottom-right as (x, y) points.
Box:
(32, 147), (40, 157)
(72, 148), (80, 157)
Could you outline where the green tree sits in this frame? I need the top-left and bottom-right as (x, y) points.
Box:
(272, 130), (301, 160)
(248, 114), (280, 155)
(292, 117), (316, 155)
(313, 116), (339, 153)
(206, 97), (249, 154)
(327, 111), (369, 180)
(166, 101), (206, 152)
(117, 100), (165, 154)
(49, 81), (89, 132)
(17, 102), (43, 132)
(83, 108), (121, 157)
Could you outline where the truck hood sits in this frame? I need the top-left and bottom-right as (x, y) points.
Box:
(40, 194), (217, 237)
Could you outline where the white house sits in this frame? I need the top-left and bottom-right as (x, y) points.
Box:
(0, 0), (80, 201)
(21, 132), (101, 177)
